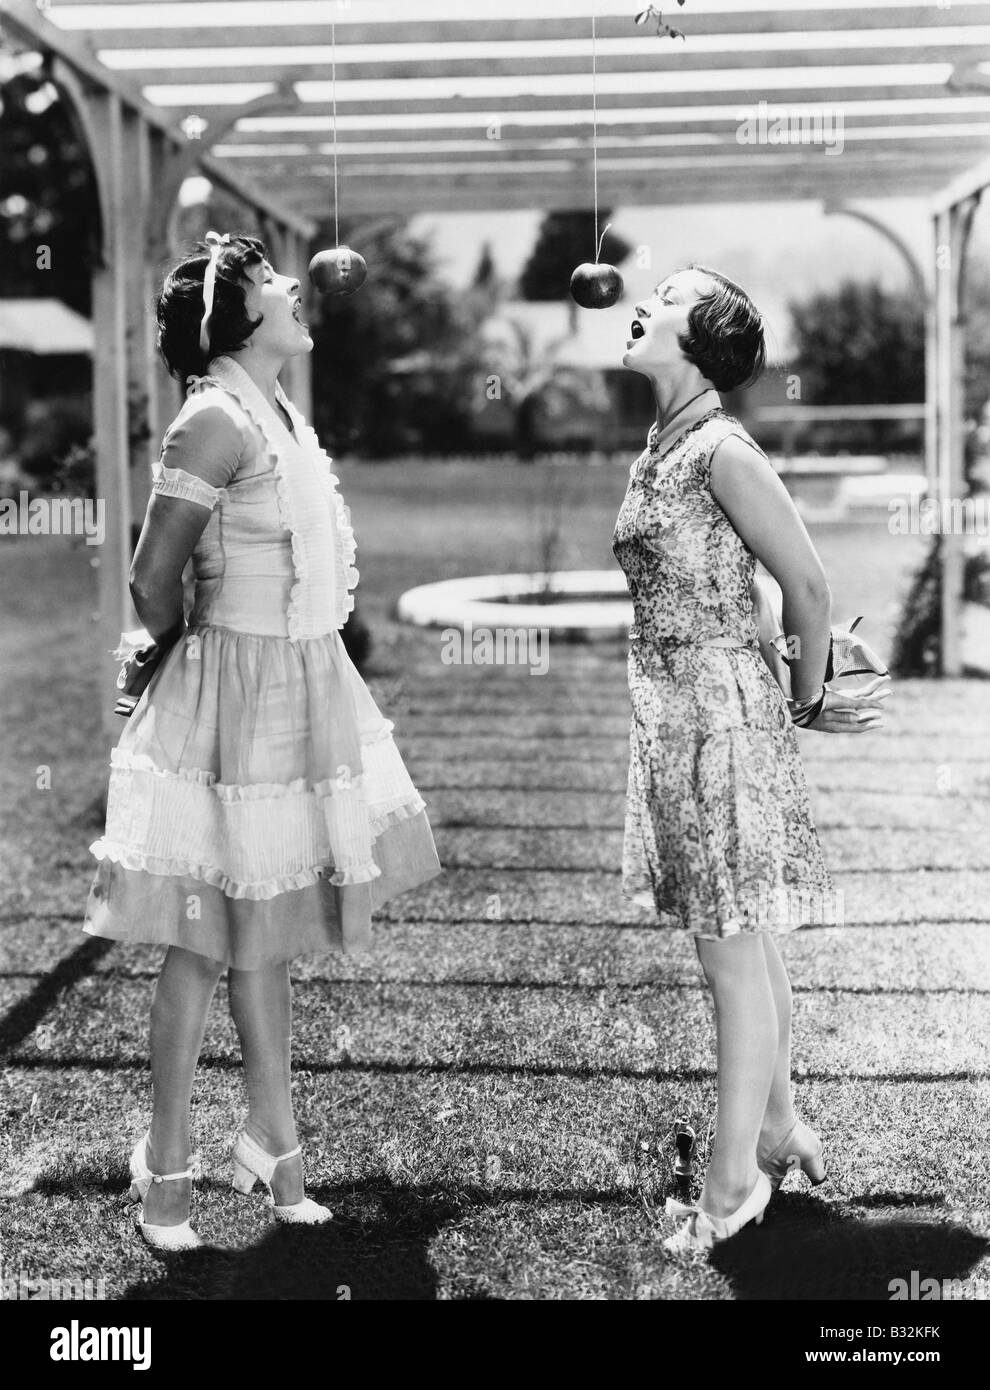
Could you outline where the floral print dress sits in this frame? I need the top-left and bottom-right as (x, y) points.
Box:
(612, 407), (833, 938)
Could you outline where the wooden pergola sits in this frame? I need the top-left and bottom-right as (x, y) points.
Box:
(3, 0), (990, 724)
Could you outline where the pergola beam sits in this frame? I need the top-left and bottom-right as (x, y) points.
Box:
(144, 84), (979, 119)
(53, 4), (990, 45)
(275, 180), (956, 218)
(91, 45), (990, 86)
(218, 111), (990, 145)
(222, 141), (990, 168)
(932, 150), (990, 212)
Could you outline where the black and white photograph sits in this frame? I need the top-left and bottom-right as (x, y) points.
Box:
(0, 0), (987, 1354)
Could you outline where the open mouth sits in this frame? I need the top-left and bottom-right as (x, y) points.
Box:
(291, 298), (308, 327)
(630, 319), (645, 340)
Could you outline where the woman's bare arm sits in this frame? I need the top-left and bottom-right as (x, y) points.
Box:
(129, 496), (213, 644)
(710, 435), (890, 731)
(129, 401), (244, 644)
(710, 434), (830, 700)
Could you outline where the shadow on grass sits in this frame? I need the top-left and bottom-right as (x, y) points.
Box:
(29, 1161), (990, 1301)
(0, 938), (114, 1057)
(116, 1180), (471, 1301)
(709, 1193), (990, 1300)
(10, 1053), (990, 1085)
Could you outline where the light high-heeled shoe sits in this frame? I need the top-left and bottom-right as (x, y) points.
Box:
(663, 1171), (772, 1254)
(128, 1133), (202, 1252)
(758, 1119), (827, 1192)
(231, 1130), (333, 1224)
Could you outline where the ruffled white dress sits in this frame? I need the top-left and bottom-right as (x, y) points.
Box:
(83, 353), (441, 968)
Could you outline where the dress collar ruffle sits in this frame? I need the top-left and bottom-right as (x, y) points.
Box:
(184, 354), (358, 639)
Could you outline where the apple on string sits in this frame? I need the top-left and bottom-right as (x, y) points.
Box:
(308, 246), (368, 297)
(569, 222), (624, 309)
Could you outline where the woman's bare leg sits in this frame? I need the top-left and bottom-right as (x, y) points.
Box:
(145, 945), (225, 1226)
(695, 931), (778, 1218)
(759, 933), (799, 1151)
(227, 961), (304, 1206)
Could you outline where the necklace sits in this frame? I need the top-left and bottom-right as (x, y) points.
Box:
(635, 406), (725, 485)
(649, 389), (717, 450)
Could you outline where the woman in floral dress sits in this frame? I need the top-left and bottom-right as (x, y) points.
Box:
(613, 263), (890, 1253)
(83, 232), (440, 1249)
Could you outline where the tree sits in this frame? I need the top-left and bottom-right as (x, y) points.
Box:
(479, 315), (611, 461)
(786, 279), (925, 407)
(472, 241), (497, 290)
(306, 219), (478, 456)
(0, 69), (99, 312)
(519, 211), (632, 302)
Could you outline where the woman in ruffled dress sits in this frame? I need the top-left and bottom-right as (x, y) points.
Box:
(612, 264), (890, 1254)
(83, 231), (440, 1250)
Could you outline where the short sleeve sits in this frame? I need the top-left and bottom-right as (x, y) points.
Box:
(152, 396), (246, 511)
(704, 424), (771, 494)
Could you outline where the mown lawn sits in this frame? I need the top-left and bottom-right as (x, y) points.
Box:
(1, 458), (988, 1301)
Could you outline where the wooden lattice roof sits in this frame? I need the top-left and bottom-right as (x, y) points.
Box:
(6, 1), (990, 218)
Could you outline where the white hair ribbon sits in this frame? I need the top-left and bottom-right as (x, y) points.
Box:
(198, 230), (231, 356)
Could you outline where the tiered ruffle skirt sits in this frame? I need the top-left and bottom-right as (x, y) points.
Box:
(83, 624), (441, 968)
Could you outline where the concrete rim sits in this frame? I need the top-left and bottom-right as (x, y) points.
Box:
(397, 569), (633, 637)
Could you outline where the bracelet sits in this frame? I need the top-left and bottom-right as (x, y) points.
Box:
(788, 687), (826, 727)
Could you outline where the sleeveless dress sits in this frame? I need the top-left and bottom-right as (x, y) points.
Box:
(82, 353), (441, 969)
(611, 406), (832, 938)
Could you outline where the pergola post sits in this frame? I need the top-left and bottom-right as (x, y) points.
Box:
(144, 127), (179, 498)
(88, 86), (136, 740)
(925, 221), (939, 500)
(125, 109), (157, 531)
(934, 195), (980, 676)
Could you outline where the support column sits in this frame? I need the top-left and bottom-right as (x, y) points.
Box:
(924, 219), (939, 500)
(125, 109), (156, 532)
(89, 87), (135, 739)
(935, 196), (980, 676)
(144, 128), (185, 488)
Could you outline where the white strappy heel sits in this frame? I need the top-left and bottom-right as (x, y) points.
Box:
(231, 1130), (333, 1224)
(128, 1133), (202, 1252)
(663, 1171), (772, 1255)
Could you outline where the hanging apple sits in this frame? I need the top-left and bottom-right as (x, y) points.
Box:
(569, 220), (624, 309)
(570, 261), (624, 309)
(308, 246), (368, 296)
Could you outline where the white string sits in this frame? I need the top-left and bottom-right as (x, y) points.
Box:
(332, 17), (339, 246)
(592, 7), (599, 260)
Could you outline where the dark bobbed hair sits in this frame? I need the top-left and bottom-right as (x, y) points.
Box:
(155, 232), (268, 383)
(675, 261), (767, 392)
